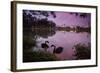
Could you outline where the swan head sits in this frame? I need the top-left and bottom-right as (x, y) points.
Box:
(45, 41), (49, 43)
(51, 45), (55, 47)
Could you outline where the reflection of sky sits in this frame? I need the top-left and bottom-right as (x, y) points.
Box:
(48, 12), (91, 27)
(36, 31), (90, 60)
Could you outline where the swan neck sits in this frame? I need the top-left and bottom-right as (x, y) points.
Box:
(52, 45), (56, 49)
(45, 41), (49, 44)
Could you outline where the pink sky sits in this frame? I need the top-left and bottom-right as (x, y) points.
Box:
(48, 12), (91, 27)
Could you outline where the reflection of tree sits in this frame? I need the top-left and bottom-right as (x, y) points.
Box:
(32, 28), (56, 38)
(73, 43), (91, 59)
(56, 26), (91, 33)
(75, 26), (91, 33)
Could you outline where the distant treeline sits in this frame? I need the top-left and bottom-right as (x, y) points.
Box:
(57, 26), (91, 33)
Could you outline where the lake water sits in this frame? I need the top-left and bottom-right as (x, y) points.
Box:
(31, 31), (91, 60)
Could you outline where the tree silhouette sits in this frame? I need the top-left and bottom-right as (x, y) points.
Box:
(23, 10), (56, 28)
(69, 12), (88, 18)
(73, 43), (91, 59)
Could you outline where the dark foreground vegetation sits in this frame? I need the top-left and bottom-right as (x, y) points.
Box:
(73, 43), (91, 60)
(23, 51), (58, 62)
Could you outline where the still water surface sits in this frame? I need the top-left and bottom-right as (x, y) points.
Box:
(31, 31), (90, 60)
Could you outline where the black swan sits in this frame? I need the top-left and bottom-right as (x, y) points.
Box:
(51, 45), (63, 54)
(41, 41), (49, 51)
